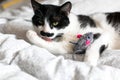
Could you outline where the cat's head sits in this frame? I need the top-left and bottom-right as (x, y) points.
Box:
(31, 0), (72, 41)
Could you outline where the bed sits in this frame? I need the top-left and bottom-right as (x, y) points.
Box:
(0, 0), (120, 80)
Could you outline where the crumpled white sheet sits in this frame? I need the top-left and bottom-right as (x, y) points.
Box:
(0, 0), (120, 80)
(0, 63), (38, 80)
(0, 33), (120, 80)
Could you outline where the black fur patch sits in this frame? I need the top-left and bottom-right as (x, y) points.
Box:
(99, 45), (107, 54)
(78, 15), (96, 28)
(106, 12), (120, 27)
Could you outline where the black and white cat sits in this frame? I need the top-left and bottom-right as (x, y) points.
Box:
(26, 0), (120, 66)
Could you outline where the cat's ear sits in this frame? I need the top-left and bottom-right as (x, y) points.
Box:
(60, 1), (72, 15)
(31, 0), (41, 12)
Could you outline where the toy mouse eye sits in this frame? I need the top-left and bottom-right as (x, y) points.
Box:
(87, 36), (91, 40)
(52, 22), (59, 26)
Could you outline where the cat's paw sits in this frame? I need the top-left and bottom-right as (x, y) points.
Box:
(26, 30), (45, 45)
(26, 30), (38, 41)
(26, 30), (37, 39)
(84, 56), (98, 66)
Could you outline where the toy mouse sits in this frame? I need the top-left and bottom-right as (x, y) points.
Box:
(70, 32), (101, 60)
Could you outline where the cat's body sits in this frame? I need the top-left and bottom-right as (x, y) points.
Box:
(26, 0), (120, 66)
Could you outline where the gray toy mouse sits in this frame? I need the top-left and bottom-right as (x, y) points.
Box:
(70, 32), (100, 60)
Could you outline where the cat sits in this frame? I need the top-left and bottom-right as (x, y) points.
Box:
(26, 0), (120, 66)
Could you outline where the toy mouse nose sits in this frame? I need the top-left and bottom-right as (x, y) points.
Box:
(40, 31), (54, 37)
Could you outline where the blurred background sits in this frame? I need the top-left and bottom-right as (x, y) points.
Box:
(0, 0), (34, 23)
(0, 0), (57, 21)
(0, 0), (30, 11)
(0, 0), (35, 40)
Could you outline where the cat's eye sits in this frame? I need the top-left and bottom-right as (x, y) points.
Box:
(52, 22), (59, 26)
(38, 21), (43, 25)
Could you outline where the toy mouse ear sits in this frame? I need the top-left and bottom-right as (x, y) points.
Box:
(77, 34), (82, 38)
(94, 33), (101, 39)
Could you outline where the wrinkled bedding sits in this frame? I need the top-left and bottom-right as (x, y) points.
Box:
(0, 0), (120, 80)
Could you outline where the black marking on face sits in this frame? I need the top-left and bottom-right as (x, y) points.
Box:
(78, 15), (96, 28)
(31, 0), (71, 30)
(49, 13), (70, 29)
(32, 15), (44, 27)
(106, 12), (120, 28)
(99, 45), (107, 54)
(40, 31), (54, 37)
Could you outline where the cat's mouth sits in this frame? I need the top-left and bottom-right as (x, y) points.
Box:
(41, 33), (63, 42)
(42, 37), (52, 42)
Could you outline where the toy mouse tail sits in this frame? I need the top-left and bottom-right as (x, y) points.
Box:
(69, 41), (77, 45)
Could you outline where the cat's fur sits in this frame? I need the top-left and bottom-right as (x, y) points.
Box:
(26, 0), (120, 66)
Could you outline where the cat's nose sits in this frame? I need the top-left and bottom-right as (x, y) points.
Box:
(40, 31), (54, 37)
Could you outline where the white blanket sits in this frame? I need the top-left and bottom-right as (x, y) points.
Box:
(0, 0), (120, 80)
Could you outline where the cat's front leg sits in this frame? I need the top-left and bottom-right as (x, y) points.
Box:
(26, 30), (71, 54)
(84, 34), (108, 66)
(84, 45), (101, 66)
